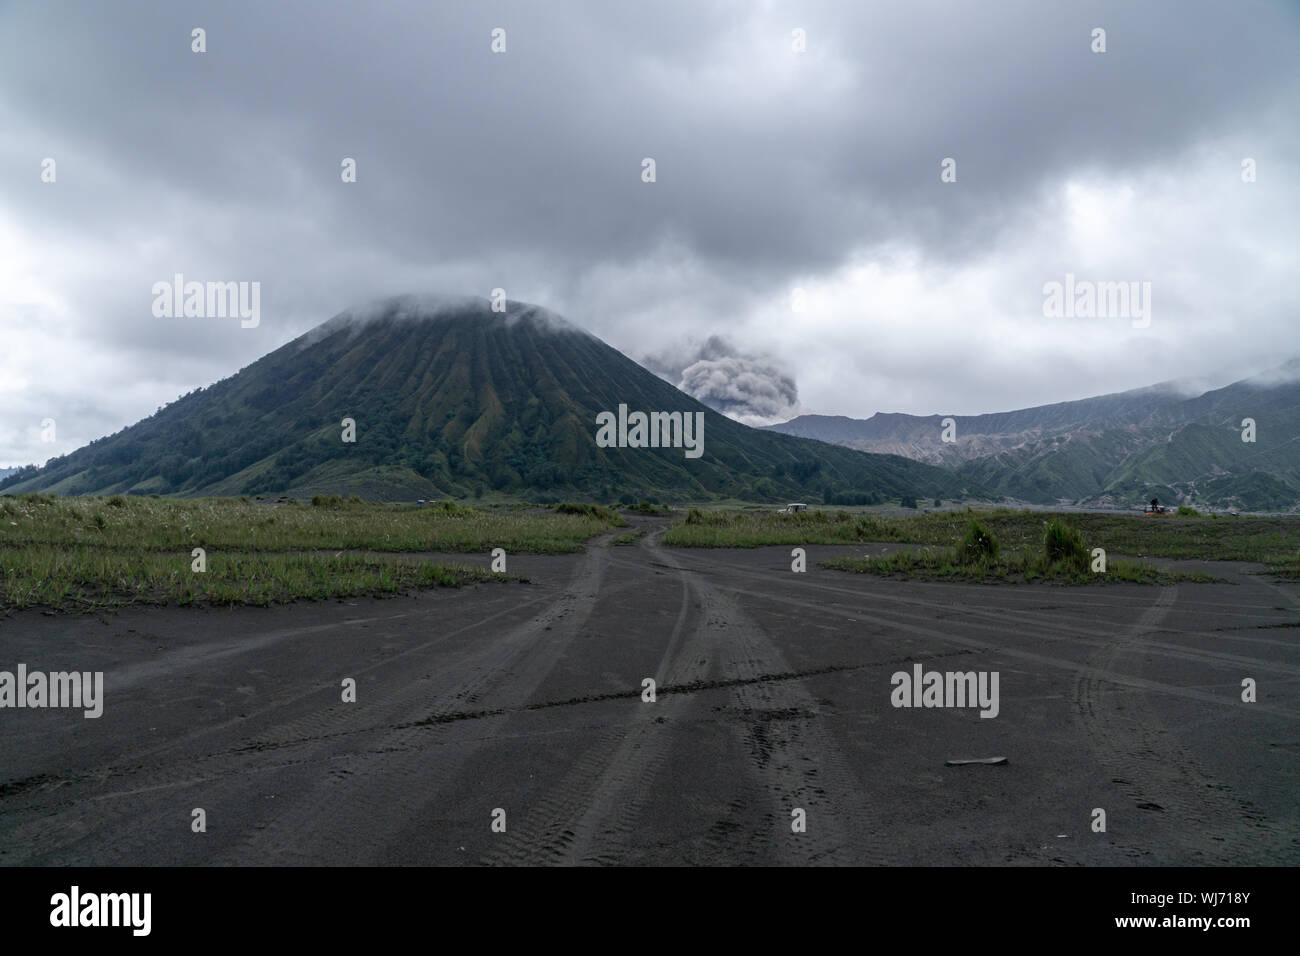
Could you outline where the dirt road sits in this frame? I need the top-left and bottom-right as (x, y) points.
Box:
(2, 518), (1296, 865)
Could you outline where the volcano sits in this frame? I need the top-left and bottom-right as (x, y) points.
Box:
(2, 295), (976, 503)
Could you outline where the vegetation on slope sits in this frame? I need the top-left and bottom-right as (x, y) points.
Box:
(769, 368), (1300, 511)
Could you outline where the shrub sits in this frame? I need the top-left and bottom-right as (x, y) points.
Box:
(624, 499), (671, 516)
(957, 519), (999, 564)
(554, 502), (619, 522)
(900, 495), (918, 509)
(1176, 505), (1200, 516)
(682, 508), (738, 527)
(934, 498), (942, 508)
(853, 515), (889, 540)
(106, 495), (127, 508)
(1043, 519), (1088, 571)
(683, 508), (736, 526)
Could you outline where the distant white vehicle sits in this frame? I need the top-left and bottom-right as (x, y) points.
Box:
(777, 503), (807, 514)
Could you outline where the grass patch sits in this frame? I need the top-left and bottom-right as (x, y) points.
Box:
(553, 501), (624, 523)
(0, 546), (498, 612)
(623, 499), (673, 516)
(662, 504), (1299, 567)
(665, 508), (906, 548)
(612, 529), (648, 546)
(1269, 548), (1300, 580)
(0, 494), (620, 612)
(821, 549), (1219, 585)
(0, 493), (622, 555)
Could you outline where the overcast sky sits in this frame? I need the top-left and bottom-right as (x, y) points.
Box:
(2, 0), (1297, 465)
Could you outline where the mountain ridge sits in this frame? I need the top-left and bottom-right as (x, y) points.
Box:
(1, 296), (974, 505)
(764, 363), (1300, 510)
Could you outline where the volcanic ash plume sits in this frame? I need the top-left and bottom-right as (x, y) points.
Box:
(644, 335), (801, 426)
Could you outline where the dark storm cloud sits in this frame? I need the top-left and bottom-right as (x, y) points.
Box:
(4, 1), (1292, 282)
(0, 0), (1296, 463)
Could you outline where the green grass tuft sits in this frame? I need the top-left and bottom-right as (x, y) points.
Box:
(1043, 519), (1089, 571)
(957, 519), (1000, 565)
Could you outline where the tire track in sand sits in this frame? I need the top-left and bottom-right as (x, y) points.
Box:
(1071, 587), (1293, 864)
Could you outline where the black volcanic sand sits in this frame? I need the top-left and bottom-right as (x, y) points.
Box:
(1, 517), (1296, 866)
